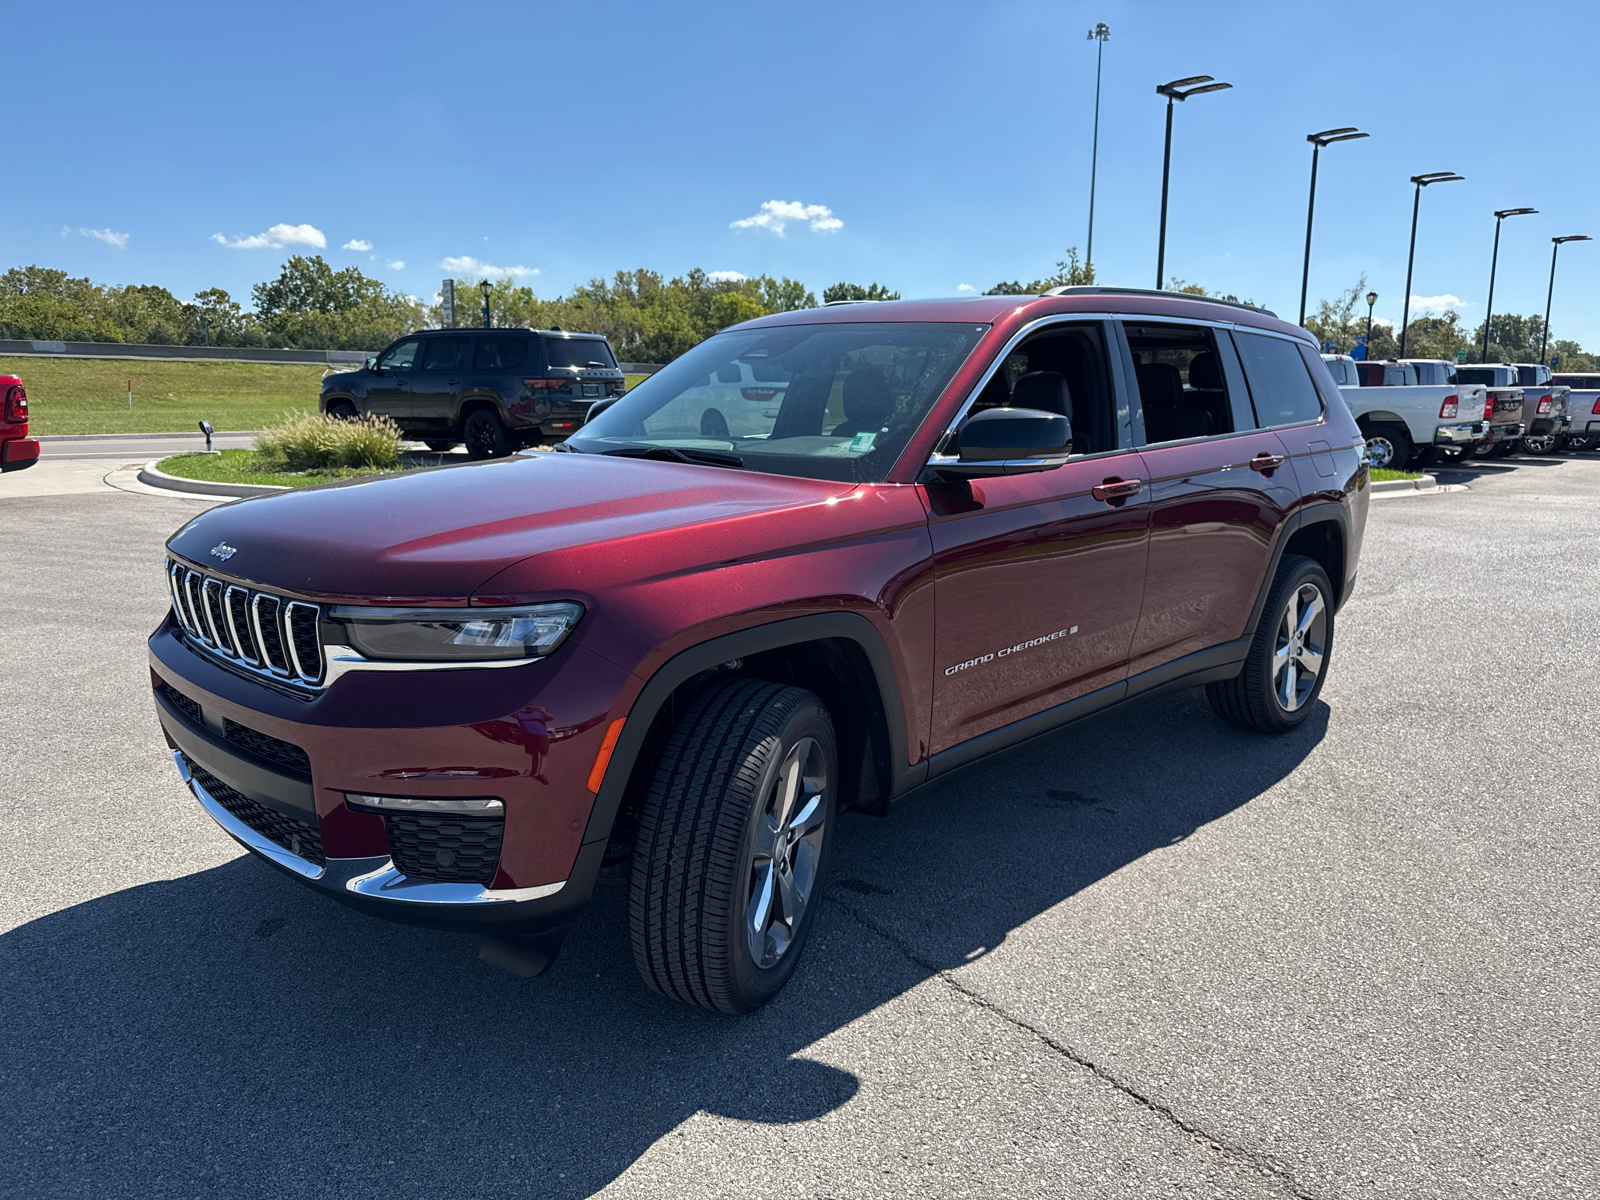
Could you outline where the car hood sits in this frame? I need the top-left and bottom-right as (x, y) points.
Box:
(166, 453), (857, 603)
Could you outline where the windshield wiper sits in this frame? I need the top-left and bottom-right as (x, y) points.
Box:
(598, 445), (744, 469)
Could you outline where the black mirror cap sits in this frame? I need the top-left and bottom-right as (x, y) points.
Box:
(958, 407), (1072, 460)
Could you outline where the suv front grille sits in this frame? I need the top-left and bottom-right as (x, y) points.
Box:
(189, 761), (326, 866)
(166, 560), (324, 688)
(385, 813), (504, 885)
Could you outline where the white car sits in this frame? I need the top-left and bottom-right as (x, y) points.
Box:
(1321, 355), (1489, 468)
(640, 359), (788, 440)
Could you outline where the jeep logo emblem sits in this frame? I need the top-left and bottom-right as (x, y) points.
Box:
(210, 542), (237, 561)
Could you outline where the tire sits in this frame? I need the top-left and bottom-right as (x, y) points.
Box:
(1363, 423), (1412, 470)
(700, 408), (730, 439)
(1409, 444), (1441, 470)
(1206, 554), (1334, 735)
(630, 677), (837, 1014)
(463, 409), (512, 459)
(326, 399), (358, 421)
(1490, 439), (1519, 458)
(1566, 435), (1595, 453)
(1520, 432), (1562, 455)
(423, 439), (459, 452)
(1470, 437), (1500, 460)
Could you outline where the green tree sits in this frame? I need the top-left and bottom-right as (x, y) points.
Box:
(822, 281), (900, 303)
(985, 249), (1094, 295)
(251, 255), (424, 350)
(1547, 339), (1600, 372)
(1466, 313), (1547, 363)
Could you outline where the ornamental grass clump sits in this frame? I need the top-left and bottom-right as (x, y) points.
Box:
(255, 409), (402, 470)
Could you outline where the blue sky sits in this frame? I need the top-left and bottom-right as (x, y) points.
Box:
(8, 0), (1598, 346)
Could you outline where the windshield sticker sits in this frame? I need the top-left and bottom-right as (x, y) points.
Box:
(944, 627), (1078, 676)
(849, 431), (877, 452)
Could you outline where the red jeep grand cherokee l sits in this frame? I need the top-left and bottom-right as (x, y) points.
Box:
(150, 289), (1368, 1013)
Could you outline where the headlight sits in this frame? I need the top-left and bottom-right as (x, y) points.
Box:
(329, 601), (584, 662)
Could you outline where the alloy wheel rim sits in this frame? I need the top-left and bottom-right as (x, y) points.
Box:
(1366, 437), (1395, 468)
(746, 735), (827, 970)
(1523, 435), (1555, 452)
(1272, 582), (1326, 713)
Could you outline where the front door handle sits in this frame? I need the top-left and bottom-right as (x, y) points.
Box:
(1249, 452), (1286, 473)
(1091, 478), (1143, 503)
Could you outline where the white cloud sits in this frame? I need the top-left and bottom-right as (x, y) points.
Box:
(1371, 317), (1395, 328)
(730, 200), (843, 235)
(211, 223), (327, 250)
(1409, 293), (1465, 312)
(708, 270), (746, 282)
(343, 238), (373, 251)
(76, 227), (129, 247)
(388, 260), (406, 270)
(956, 283), (976, 293)
(440, 255), (538, 279)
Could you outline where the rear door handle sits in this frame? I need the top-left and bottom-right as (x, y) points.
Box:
(1091, 478), (1143, 502)
(1249, 452), (1286, 472)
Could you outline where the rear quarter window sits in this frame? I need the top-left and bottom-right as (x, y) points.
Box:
(1233, 330), (1324, 427)
(544, 338), (616, 369)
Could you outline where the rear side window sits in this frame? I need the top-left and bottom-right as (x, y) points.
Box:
(473, 337), (529, 371)
(1124, 322), (1245, 444)
(544, 338), (616, 369)
(1233, 330), (1324, 427)
(421, 337), (469, 371)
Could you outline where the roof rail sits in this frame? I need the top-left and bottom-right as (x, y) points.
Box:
(822, 298), (878, 306)
(1040, 285), (1278, 319)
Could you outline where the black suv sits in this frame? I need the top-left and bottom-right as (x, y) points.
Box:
(320, 328), (626, 458)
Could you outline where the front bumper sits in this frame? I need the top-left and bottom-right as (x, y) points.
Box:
(1434, 421), (1488, 446)
(0, 436), (40, 471)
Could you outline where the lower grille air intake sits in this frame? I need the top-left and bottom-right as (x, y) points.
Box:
(384, 813), (504, 885)
(189, 761), (326, 866)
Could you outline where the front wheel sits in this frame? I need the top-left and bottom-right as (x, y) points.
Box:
(463, 409), (512, 459)
(326, 399), (359, 421)
(630, 678), (836, 1014)
(1206, 554), (1334, 734)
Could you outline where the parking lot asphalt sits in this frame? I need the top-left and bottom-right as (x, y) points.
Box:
(2, 457), (1597, 1199)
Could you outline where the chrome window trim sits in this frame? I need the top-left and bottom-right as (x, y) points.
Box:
(224, 585), (260, 665)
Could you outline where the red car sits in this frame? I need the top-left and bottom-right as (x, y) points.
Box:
(149, 289), (1369, 1012)
(0, 374), (39, 473)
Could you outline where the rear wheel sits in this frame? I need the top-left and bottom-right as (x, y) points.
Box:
(326, 399), (358, 421)
(463, 409), (512, 459)
(700, 408), (730, 439)
(1470, 437), (1500, 460)
(1206, 554), (1333, 735)
(1565, 435), (1595, 452)
(630, 677), (836, 1014)
(1490, 439), (1519, 458)
(1409, 444), (1441, 470)
(1519, 432), (1563, 454)
(1363, 423), (1412, 470)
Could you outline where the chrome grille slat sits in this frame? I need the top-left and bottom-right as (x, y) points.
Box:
(166, 559), (324, 692)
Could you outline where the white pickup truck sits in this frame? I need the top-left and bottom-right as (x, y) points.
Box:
(1550, 372), (1600, 451)
(1321, 355), (1489, 469)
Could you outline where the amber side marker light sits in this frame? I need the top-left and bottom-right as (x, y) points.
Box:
(587, 718), (626, 793)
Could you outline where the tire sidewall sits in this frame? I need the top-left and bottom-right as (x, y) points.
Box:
(725, 701), (837, 1010)
(1252, 558), (1334, 732)
(464, 410), (509, 459)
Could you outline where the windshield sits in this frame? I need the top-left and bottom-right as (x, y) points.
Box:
(567, 321), (988, 482)
(545, 338), (617, 369)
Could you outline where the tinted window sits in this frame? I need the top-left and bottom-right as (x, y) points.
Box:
(1233, 330), (1324, 426)
(421, 337), (469, 371)
(473, 337), (529, 371)
(1457, 367), (1499, 386)
(715, 363), (742, 384)
(1125, 323), (1241, 443)
(973, 322), (1118, 454)
(544, 338), (616, 369)
(1301, 345), (1347, 412)
(1321, 357), (1356, 386)
(568, 322), (986, 483)
(376, 339), (420, 371)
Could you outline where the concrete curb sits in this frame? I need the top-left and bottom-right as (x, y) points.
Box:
(1370, 473), (1439, 496)
(136, 460), (286, 499)
(39, 430), (259, 442)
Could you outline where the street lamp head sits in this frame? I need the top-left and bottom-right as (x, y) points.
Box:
(1088, 22), (1109, 40)
(1157, 75), (1230, 100)
(1494, 207), (1537, 219)
(478, 279), (494, 299)
(1553, 235), (1591, 245)
(1412, 172), (1463, 186)
(1367, 292), (1379, 307)
(1307, 127), (1368, 147)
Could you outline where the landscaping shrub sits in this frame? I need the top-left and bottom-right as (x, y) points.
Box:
(255, 409), (401, 470)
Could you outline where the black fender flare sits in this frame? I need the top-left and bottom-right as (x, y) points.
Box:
(580, 611), (919, 849)
(1246, 500), (1352, 633)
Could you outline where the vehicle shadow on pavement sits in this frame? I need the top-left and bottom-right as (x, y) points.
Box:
(1, 687), (1326, 1198)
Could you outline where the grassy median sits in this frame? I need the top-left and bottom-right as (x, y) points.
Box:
(1369, 468), (1423, 481)
(3, 356), (649, 435)
(155, 448), (457, 488)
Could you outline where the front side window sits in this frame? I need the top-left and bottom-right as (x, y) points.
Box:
(568, 321), (987, 483)
(421, 337), (469, 372)
(377, 339), (420, 372)
(1125, 322), (1242, 443)
(1233, 330), (1324, 427)
(967, 322), (1116, 454)
(545, 338), (617, 369)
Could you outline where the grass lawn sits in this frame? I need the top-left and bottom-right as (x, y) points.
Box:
(156, 449), (452, 488)
(1370, 467), (1423, 481)
(4, 355), (651, 435)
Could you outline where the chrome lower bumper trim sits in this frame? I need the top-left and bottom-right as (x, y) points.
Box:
(177, 750), (565, 905)
(1433, 422), (1485, 445)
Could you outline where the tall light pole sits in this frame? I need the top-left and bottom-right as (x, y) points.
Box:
(1365, 290), (1378, 356)
(1085, 22), (1111, 274)
(1481, 207), (1537, 362)
(1298, 127), (1368, 326)
(1541, 235), (1591, 364)
(1154, 75), (1231, 290)
(479, 279), (493, 330)
(1399, 172), (1464, 356)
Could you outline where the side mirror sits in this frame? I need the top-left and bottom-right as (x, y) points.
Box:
(366, 356), (379, 371)
(935, 407), (1073, 478)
